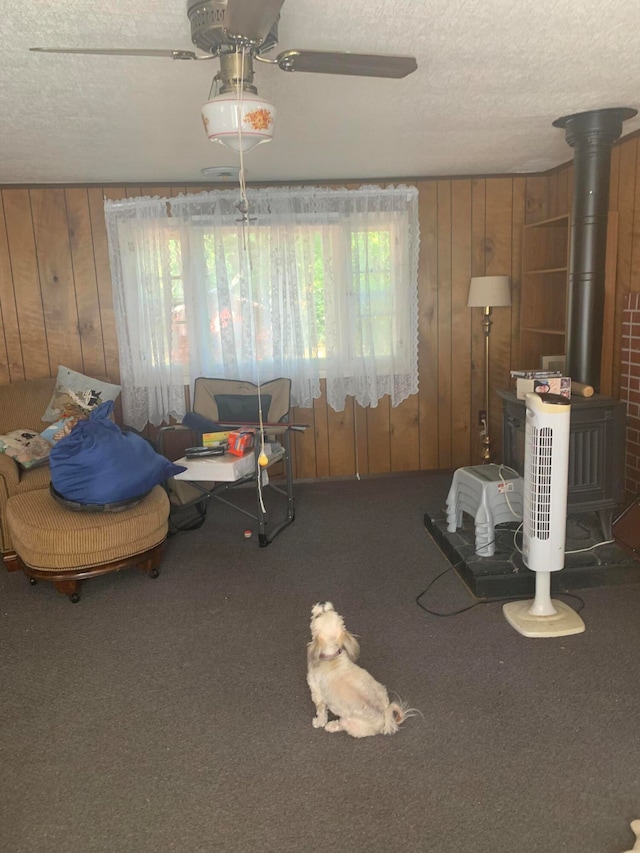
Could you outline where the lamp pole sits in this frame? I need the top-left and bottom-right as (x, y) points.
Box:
(481, 306), (493, 463)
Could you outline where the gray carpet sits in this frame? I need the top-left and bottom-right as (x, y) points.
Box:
(2, 472), (640, 853)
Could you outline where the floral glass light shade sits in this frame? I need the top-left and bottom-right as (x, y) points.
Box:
(467, 275), (511, 308)
(201, 93), (275, 153)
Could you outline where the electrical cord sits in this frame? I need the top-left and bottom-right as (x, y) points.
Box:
(565, 538), (615, 554)
(416, 562), (585, 617)
(496, 463), (522, 518)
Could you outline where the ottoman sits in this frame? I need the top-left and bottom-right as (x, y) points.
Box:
(6, 485), (170, 602)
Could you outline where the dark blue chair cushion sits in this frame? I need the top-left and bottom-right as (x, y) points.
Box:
(181, 411), (224, 435)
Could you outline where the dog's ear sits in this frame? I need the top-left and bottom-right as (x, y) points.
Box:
(307, 637), (321, 662)
(341, 629), (360, 662)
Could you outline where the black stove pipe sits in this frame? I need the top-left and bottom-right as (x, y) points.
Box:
(553, 107), (636, 390)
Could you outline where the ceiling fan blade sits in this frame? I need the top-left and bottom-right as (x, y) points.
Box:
(276, 49), (417, 78)
(224, 0), (284, 43)
(30, 47), (201, 60)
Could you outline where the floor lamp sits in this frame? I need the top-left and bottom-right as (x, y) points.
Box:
(467, 275), (511, 463)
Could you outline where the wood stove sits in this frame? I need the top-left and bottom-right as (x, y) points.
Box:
(498, 389), (626, 538)
(497, 108), (636, 540)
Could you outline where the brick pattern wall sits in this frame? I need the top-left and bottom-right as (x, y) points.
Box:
(620, 292), (640, 495)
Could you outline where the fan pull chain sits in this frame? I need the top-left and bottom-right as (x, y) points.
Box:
(234, 45), (268, 510)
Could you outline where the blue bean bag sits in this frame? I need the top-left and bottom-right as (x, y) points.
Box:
(50, 401), (186, 509)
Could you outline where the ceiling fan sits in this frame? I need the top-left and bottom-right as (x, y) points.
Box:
(31, 0), (417, 152)
(30, 0), (417, 92)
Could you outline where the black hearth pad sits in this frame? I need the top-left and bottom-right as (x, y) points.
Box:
(424, 509), (640, 600)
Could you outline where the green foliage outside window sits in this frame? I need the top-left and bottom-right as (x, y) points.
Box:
(166, 224), (394, 366)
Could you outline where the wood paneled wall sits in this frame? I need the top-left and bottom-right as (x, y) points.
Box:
(2, 138), (639, 479)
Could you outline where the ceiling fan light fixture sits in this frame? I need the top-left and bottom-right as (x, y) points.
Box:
(201, 92), (275, 152)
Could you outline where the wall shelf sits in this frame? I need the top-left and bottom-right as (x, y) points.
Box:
(518, 213), (570, 368)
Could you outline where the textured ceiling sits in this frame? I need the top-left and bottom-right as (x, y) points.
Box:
(2, 0), (640, 185)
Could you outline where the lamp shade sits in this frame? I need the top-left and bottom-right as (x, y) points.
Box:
(467, 275), (511, 308)
(201, 93), (275, 152)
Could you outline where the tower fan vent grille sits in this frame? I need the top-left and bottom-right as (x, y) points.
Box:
(525, 425), (553, 540)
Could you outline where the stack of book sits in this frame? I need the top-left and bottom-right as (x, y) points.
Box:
(510, 369), (571, 399)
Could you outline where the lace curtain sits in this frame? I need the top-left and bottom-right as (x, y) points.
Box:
(105, 185), (419, 430)
(104, 196), (189, 431)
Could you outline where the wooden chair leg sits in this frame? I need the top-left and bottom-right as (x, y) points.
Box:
(137, 543), (164, 579)
(53, 578), (81, 603)
(3, 552), (20, 572)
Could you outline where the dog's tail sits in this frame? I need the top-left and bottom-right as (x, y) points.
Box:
(383, 701), (420, 735)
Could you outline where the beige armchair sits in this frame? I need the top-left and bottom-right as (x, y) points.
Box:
(0, 378), (59, 557)
(0, 376), (175, 603)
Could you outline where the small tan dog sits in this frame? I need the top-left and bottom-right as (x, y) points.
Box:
(306, 601), (413, 738)
(622, 819), (640, 852)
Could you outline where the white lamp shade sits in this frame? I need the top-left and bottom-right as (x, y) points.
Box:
(201, 94), (275, 152)
(467, 275), (511, 308)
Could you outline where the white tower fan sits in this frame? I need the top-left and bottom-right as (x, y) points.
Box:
(503, 392), (585, 637)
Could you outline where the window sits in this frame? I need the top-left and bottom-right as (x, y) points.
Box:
(105, 185), (419, 430)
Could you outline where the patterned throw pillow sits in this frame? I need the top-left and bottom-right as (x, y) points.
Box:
(41, 366), (121, 424)
(0, 429), (52, 469)
(40, 417), (82, 445)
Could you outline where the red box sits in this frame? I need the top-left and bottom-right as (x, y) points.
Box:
(227, 429), (255, 457)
